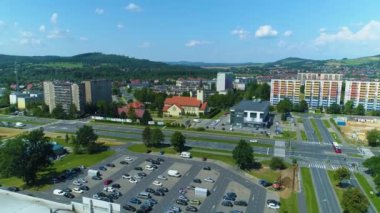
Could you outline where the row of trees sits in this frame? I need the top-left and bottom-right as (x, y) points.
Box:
(142, 128), (186, 152)
(326, 101), (365, 115)
(133, 88), (167, 116)
(208, 90), (244, 109)
(244, 82), (270, 101)
(276, 99), (309, 113)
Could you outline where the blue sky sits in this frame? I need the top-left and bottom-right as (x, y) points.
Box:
(0, 0), (380, 62)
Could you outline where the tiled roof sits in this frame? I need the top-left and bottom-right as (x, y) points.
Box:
(128, 101), (144, 109)
(164, 96), (201, 107)
(200, 102), (208, 111)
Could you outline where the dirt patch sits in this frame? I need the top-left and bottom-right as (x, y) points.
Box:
(278, 166), (299, 199)
(340, 119), (380, 144)
(0, 127), (24, 138)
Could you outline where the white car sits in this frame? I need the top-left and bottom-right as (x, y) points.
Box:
(72, 180), (82, 186)
(267, 203), (280, 209)
(204, 177), (215, 183)
(103, 186), (116, 192)
(134, 174), (142, 179)
(152, 180), (163, 186)
(125, 156), (134, 161)
(249, 139), (258, 143)
(72, 187), (83, 194)
(129, 178), (138, 183)
(122, 174), (131, 179)
(157, 175), (168, 180)
(78, 178), (87, 183)
(53, 189), (65, 196)
(145, 165), (154, 171)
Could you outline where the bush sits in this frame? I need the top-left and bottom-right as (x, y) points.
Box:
(269, 157), (287, 170)
(196, 127), (205, 131)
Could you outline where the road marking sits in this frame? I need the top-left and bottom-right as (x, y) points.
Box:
(267, 147), (269, 155)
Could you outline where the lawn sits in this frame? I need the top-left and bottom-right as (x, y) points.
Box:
(301, 168), (319, 213)
(250, 167), (280, 183)
(355, 173), (380, 212)
(274, 131), (297, 140)
(310, 119), (323, 142)
(301, 130), (307, 141)
(187, 136), (273, 148)
(323, 119), (331, 128)
(297, 118), (303, 123)
(280, 192), (298, 213)
(327, 170), (344, 204)
(330, 132), (342, 144)
(0, 127), (25, 138)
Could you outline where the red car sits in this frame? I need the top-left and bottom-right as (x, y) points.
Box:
(103, 179), (112, 185)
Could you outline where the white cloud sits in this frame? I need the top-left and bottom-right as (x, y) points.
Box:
(116, 23), (124, 29)
(315, 20), (380, 45)
(283, 30), (293, 37)
(185, 40), (209, 47)
(47, 29), (69, 39)
(139, 42), (151, 48)
(79, 36), (88, 41)
(231, 28), (249, 40)
(319, 28), (326, 33)
(51, 13), (58, 24)
(18, 31), (41, 45)
(95, 8), (104, 15)
(255, 25), (278, 38)
(125, 3), (142, 12)
(39, 25), (46, 32)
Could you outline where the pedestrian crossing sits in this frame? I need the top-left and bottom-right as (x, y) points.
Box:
(298, 161), (355, 172)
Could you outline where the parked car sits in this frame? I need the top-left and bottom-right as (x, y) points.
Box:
(103, 179), (113, 185)
(267, 199), (280, 209)
(157, 158), (165, 162)
(79, 185), (89, 191)
(259, 179), (271, 187)
(234, 200), (248, 206)
(203, 166), (211, 170)
(223, 195), (236, 201)
(129, 178), (138, 183)
(99, 166), (107, 171)
(193, 178), (202, 183)
(7, 186), (20, 192)
(124, 156), (134, 161)
(106, 163), (115, 167)
(152, 180), (162, 186)
(151, 160), (160, 165)
(157, 175), (167, 180)
(154, 191), (164, 196)
(72, 187), (84, 194)
(92, 176), (102, 180)
(189, 200), (201, 205)
(63, 192), (74, 199)
(53, 189), (65, 196)
(221, 200), (233, 207)
(176, 199), (188, 206)
(178, 195), (189, 201)
(203, 177), (215, 183)
(62, 188), (72, 193)
(157, 187), (169, 193)
(123, 205), (136, 212)
(129, 197), (141, 204)
(122, 174), (131, 179)
(134, 166), (143, 171)
(145, 188), (155, 193)
(138, 172), (147, 177)
(146, 158), (154, 162)
(186, 206), (198, 212)
(72, 180), (83, 186)
(226, 192), (237, 198)
(103, 186), (116, 192)
(134, 174), (142, 179)
(145, 165), (154, 171)
(119, 160), (128, 165)
(112, 183), (121, 188)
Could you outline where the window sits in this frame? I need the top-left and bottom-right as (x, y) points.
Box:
(250, 112), (256, 118)
(244, 112), (248, 117)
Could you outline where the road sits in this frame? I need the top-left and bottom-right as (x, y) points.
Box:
(303, 117), (319, 142)
(311, 167), (341, 213)
(315, 118), (333, 144)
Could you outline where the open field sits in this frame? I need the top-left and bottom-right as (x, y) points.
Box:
(301, 167), (319, 213)
(0, 127), (24, 138)
(340, 119), (380, 144)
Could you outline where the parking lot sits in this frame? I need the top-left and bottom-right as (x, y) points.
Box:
(43, 152), (269, 213)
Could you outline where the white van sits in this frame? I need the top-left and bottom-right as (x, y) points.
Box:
(180, 152), (191, 158)
(168, 170), (181, 177)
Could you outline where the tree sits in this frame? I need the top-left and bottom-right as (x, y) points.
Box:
(140, 110), (152, 125)
(142, 127), (152, 148)
(344, 101), (354, 114)
(68, 104), (78, 119)
(65, 133), (69, 144)
(363, 156), (380, 175)
(0, 129), (53, 185)
(269, 157), (287, 170)
(299, 100), (308, 112)
(127, 107), (137, 122)
(276, 99), (293, 113)
(51, 104), (66, 119)
(151, 128), (164, 147)
(333, 167), (351, 187)
(326, 103), (341, 114)
(120, 111), (127, 119)
(75, 125), (98, 154)
(342, 188), (369, 213)
(171, 131), (186, 152)
(366, 129), (380, 147)
(355, 104), (365, 115)
(281, 113), (287, 121)
(232, 140), (254, 170)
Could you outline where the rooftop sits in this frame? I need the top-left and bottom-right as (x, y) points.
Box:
(231, 100), (270, 112)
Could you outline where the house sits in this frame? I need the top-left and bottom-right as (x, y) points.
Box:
(230, 100), (270, 128)
(163, 90), (208, 117)
(118, 101), (146, 119)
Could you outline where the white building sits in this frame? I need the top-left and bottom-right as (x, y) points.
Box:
(344, 80), (380, 111)
(216, 72), (234, 93)
(304, 80), (342, 108)
(270, 79), (301, 105)
(297, 73), (343, 85)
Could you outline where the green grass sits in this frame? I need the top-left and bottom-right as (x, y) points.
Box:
(274, 131), (297, 140)
(330, 132), (342, 144)
(327, 170), (344, 204)
(297, 118), (303, 123)
(301, 130), (307, 141)
(323, 119), (331, 128)
(280, 192), (298, 213)
(355, 173), (380, 212)
(127, 144), (177, 154)
(347, 153), (363, 158)
(310, 119), (323, 142)
(187, 136), (273, 148)
(191, 151), (235, 166)
(301, 167), (319, 213)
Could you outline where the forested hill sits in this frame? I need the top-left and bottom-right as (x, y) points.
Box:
(0, 53), (216, 84)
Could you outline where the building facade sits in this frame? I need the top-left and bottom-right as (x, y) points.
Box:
(230, 100), (270, 128)
(83, 80), (112, 104)
(297, 73), (343, 85)
(270, 79), (301, 105)
(163, 90), (208, 117)
(216, 72), (234, 93)
(304, 80), (342, 108)
(344, 81), (380, 111)
(43, 81), (85, 113)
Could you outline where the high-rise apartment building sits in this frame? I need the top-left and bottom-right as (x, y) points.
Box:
(304, 80), (342, 108)
(83, 79), (112, 104)
(43, 81), (85, 113)
(270, 79), (301, 105)
(216, 72), (234, 93)
(344, 81), (380, 111)
(297, 73), (343, 85)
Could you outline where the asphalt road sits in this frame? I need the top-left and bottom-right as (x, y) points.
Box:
(303, 118), (319, 142)
(311, 167), (341, 213)
(315, 118), (333, 144)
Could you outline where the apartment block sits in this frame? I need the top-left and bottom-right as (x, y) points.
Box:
(304, 80), (342, 108)
(297, 73), (343, 85)
(43, 81), (85, 113)
(270, 79), (301, 105)
(216, 72), (234, 93)
(83, 79), (112, 104)
(344, 81), (380, 111)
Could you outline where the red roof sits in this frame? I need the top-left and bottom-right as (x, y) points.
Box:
(164, 96), (201, 107)
(117, 106), (128, 115)
(134, 109), (145, 119)
(128, 101), (144, 110)
(200, 102), (208, 111)
(117, 106), (145, 119)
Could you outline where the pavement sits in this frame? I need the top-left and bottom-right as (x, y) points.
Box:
(315, 117), (333, 144)
(302, 117), (319, 143)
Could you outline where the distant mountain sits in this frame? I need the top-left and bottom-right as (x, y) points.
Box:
(167, 61), (264, 67)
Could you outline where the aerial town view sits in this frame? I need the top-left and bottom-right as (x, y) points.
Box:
(1, 1), (380, 213)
